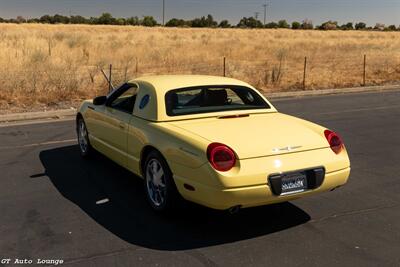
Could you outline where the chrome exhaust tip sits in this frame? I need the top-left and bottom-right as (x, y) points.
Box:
(228, 205), (242, 214)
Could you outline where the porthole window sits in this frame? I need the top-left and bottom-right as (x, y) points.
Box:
(139, 94), (150, 109)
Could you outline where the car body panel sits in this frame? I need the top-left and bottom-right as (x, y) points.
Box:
(78, 75), (351, 210)
(167, 112), (330, 159)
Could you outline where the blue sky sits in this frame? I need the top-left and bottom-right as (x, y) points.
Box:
(0, 0), (399, 26)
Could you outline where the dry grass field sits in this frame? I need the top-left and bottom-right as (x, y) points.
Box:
(0, 23), (400, 112)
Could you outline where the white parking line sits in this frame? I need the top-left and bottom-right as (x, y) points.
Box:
(96, 198), (110, 205)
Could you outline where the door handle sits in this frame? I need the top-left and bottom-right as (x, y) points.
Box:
(119, 122), (126, 129)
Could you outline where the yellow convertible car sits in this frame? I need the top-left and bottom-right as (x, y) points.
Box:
(77, 75), (350, 213)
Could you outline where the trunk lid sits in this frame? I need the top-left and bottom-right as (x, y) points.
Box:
(168, 113), (328, 159)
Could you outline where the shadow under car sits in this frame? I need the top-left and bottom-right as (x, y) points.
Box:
(38, 145), (311, 251)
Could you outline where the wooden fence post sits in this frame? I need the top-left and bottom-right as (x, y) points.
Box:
(223, 57), (226, 77)
(109, 64), (112, 93)
(363, 54), (367, 86)
(303, 57), (307, 90)
(135, 57), (139, 75)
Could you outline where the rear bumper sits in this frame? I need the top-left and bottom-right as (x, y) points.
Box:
(174, 167), (350, 210)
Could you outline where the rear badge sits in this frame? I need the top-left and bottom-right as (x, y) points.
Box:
(272, 146), (302, 153)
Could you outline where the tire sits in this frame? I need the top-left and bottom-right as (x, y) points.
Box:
(143, 150), (181, 213)
(77, 117), (92, 158)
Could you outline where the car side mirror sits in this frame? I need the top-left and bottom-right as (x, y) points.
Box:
(93, 96), (107, 106)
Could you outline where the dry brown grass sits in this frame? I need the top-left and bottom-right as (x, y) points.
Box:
(1, 23), (400, 111)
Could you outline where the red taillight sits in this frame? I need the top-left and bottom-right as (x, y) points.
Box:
(207, 143), (236, 172)
(324, 130), (344, 154)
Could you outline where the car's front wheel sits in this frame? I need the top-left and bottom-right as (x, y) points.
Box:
(144, 151), (181, 213)
(77, 117), (92, 157)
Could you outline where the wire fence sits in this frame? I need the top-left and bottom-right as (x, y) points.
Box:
(1, 54), (400, 103)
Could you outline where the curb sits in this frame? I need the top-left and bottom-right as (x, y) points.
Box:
(0, 109), (76, 123)
(0, 84), (399, 123)
(266, 84), (400, 99)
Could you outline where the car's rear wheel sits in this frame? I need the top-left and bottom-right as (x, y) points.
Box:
(77, 117), (92, 157)
(144, 150), (181, 213)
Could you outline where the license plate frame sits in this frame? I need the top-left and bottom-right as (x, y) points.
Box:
(280, 172), (308, 195)
(268, 167), (325, 196)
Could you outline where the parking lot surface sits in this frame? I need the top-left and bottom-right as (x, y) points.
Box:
(1, 90), (400, 266)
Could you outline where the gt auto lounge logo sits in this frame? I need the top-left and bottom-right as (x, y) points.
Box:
(1, 258), (64, 265)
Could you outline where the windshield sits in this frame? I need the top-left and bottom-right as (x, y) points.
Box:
(165, 85), (270, 116)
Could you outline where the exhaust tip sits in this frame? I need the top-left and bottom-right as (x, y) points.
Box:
(228, 205), (242, 214)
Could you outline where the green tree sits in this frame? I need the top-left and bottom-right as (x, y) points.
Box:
(218, 20), (231, 28)
(39, 15), (52, 24)
(266, 22), (279, 28)
(116, 18), (126, 25)
(27, 18), (40, 23)
(97, 13), (116, 25)
(166, 18), (187, 27)
(53, 14), (69, 24)
(355, 22), (367, 30)
(70, 15), (88, 24)
(237, 17), (263, 28)
(340, 22), (354, 30)
(191, 15), (217, 27)
(126, 16), (140, 26)
(291, 21), (301, 29)
(387, 25), (397, 31)
(278, 20), (290, 28)
(141, 16), (157, 26)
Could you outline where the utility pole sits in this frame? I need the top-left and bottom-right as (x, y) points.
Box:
(263, 1), (269, 25)
(254, 12), (259, 20)
(162, 0), (165, 25)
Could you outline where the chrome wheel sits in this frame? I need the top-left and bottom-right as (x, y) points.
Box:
(145, 159), (167, 207)
(78, 119), (89, 154)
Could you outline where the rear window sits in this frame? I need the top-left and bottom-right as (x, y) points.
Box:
(165, 85), (270, 116)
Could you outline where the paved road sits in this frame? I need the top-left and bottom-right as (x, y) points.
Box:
(1, 90), (400, 267)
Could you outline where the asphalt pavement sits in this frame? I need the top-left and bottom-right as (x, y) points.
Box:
(1, 90), (400, 267)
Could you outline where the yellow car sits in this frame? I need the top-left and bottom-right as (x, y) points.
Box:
(77, 75), (350, 213)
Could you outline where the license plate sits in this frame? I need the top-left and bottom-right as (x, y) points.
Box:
(281, 173), (308, 195)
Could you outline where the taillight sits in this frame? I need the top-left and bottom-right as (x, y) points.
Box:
(207, 143), (236, 172)
(324, 130), (344, 154)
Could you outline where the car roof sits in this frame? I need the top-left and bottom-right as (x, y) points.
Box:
(127, 75), (276, 122)
(129, 75), (252, 93)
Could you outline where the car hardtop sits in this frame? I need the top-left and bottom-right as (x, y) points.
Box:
(115, 75), (277, 122)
